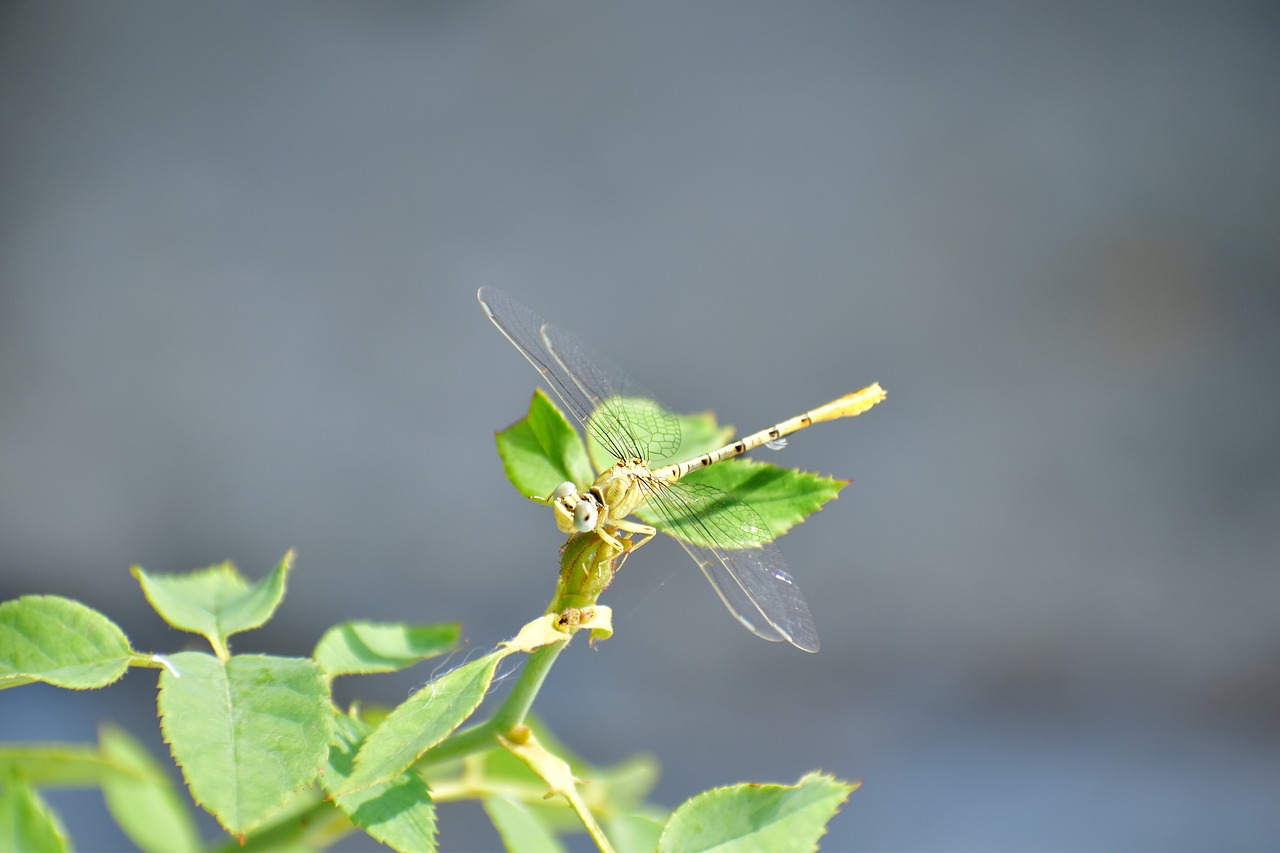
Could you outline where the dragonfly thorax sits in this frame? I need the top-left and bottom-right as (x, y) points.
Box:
(591, 462), (657, 522)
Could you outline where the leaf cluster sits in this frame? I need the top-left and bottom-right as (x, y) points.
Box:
(0, 393), (857, 851)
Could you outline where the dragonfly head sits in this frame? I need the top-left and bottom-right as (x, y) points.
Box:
(547, 481), (601, 534)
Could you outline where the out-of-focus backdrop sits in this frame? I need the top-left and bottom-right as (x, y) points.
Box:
(3, 2), (1278, 850)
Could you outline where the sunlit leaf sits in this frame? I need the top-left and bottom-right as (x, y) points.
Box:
(496, 389), (594, 498)
(0, 596), (134, 689)
(133, 553), (292, 656)
(313, 621), (460, 678)
(0, 743), (131, 787)
(483, 794), (566, 853)
(338, 652), (501, 795)
(0, 774), (70, 852)
(606, 811), (665, 852)
(100, 724), (201, 853)
(659, 772), (856, 853)
(323, 712), (437, 852)
(208, 788), (327, 853)
(158, 651), (330, 835)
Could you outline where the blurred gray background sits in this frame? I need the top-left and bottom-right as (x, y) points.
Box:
(3, 2), (1278, 850)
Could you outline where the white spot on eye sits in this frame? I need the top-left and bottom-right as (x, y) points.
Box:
(553, 482), (576, 499)
(573, 500), (598, 532)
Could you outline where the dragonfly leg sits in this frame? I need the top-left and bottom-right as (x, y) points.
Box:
(592, 525), (630, 553)
(585, 518), (654, 571)
(614, 518), (656, 549)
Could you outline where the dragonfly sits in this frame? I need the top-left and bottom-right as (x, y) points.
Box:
(477, 286), (885, 652)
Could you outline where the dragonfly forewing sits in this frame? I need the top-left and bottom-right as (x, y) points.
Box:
(478, 287), (600, 430)
(541, 325), (680, 464)
(479, 286), (679, 464)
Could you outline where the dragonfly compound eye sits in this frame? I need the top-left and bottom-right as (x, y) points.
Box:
(573, 499), (598, 532)
(552, 482), (576, 500)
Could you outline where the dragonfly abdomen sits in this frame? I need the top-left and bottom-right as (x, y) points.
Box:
(657, 382), (886, 481)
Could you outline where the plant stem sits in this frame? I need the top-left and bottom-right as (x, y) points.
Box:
(422, 538), (616, 767)
(418, 638), (567, 768)
(493, 639), (565, 730)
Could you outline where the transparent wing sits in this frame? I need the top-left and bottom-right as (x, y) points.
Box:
(477, 286), (600, 432)
(637, 478), (820, 652)
(477, 286), (680, 464)
(542, 325), (681, 463)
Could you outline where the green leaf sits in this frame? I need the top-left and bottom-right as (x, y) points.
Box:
(0, 596), (134, 689)
(323, 712), (437, 852)
(658, 772), (856, 853)
(209, 788), (328, 853)
(638, 457), (846, 546)
(338, 652), (502, 795)
(483, 794), (566, 853)
(99, 725), (202, 853)
(606, 811), (666, 853)
(157, 651), (331, 836)
(313, 620), (460, 678)
(496, 388), (594, 498)
(0, 774), (70, 853)
(593, 755), (661, 812)
(0, 743), (136, 788)
(133, 552), (292, 657)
